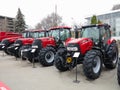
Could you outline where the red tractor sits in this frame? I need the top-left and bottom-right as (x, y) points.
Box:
(22, 26), (72, 65)
(0, 31), (22, 42)
(0, 33), (22, 54)
(54, 24), (118, 80)
(7, 29), (48, 58)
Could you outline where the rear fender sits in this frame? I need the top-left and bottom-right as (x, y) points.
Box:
(106, 38), (116, 52)
(107, 38), (116, 45)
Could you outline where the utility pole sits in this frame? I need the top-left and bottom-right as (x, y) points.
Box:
(55, 4), (57, 26)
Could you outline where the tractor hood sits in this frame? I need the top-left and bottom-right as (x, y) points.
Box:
(2, 36), (21, 43)
(35, 37), (56, 48)
(66, 38), (92, 45)
(66, 37), (93, 55)
(37, 37), (54, 41)
(17, 38), (34, 45)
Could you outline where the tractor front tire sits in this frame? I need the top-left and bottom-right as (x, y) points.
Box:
(83, 50), (102, 80)
(54, 55), (69, 71)
(4, 48), (10, 55)
(104, 43), (118, 69)
(117, 61), (120, 85)
(19, 46), (28, 60)
(54, 47), (69, 71)
(39, 47), (55, 66)
(4, 42), (11, 55)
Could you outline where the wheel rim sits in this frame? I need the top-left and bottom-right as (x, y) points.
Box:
(45, 51), (54, 63)
(93, 56), (101, 74)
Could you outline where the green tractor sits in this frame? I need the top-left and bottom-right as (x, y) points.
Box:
(54, 24), (118, 80)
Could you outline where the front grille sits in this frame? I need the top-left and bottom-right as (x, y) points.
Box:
(1, 39), (9, 46)
(14, 40), (22, 46)
(67, 43), (80, 52)
(1, 39), (8, 44)
(32, 39), (42, 50)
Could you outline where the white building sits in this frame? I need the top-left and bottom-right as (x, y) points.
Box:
(85, 9), (120, 36)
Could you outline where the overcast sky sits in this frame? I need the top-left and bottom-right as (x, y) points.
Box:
(0, 0), (119, 28)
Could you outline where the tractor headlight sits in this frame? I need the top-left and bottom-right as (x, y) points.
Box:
(2, 45), (5, 48)
(32, 45), (38, 49)
(14, 43), (20, 46)
(0, 43), (5, 46)
(67, 47), (78, 51)
(23, 49), (30, 52)
(0, 43), (5, 49)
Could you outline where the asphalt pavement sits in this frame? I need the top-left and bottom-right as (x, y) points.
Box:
(0, 52), (119, 90)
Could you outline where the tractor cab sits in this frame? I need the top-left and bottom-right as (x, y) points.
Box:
(49, 26), (71, 47)
(81, 24), (111, 49)
(22, 30), (48, 39)
(21, 30), (31, 38)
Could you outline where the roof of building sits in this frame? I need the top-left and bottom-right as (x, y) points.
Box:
(85, 9), (120, 19)
(0, 15), (14, 19)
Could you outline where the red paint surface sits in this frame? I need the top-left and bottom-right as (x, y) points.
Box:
(0, 31), (22, 42)
(107, 38), (116, 45)
(66, 38), (93, 55)
(0, 82), (10, 90)
(38, 37), (56, 48)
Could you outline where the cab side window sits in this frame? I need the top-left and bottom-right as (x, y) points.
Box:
(100, 26), (110, 44)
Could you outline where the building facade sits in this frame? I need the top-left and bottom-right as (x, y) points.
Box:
(85, 9), (120, 36)
(0, 16), (15, 32)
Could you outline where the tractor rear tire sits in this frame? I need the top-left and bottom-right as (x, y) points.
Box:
(118, 61), (120, 85)
(104, 43), (118, 69)
(83, 50), (102, 80)
(39, 47), (55, 66)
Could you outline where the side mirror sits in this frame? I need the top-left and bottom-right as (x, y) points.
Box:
(74, 28), (81, 38)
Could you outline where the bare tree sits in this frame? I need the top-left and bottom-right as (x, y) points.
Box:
(112, 4), (120, 10)
(35, 23), (42, 29)
(35, 13), (62, 29)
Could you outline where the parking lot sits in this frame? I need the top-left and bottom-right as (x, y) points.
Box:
(0, 51), (119, 90)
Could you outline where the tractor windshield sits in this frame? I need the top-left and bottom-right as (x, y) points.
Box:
(32, 32), (45, 38)
(22, 31), (47, 38)
(38, 32), (46, 38)
(81, 26), (99, 42)
(60, 29), (71, 41)
(22, 31), (30, 38)
(50, 28), (71, 41)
